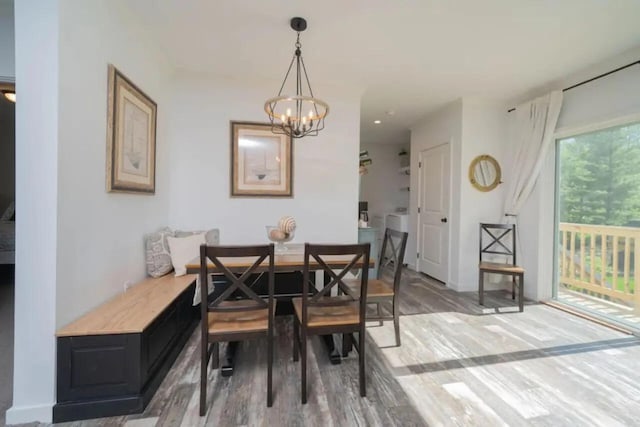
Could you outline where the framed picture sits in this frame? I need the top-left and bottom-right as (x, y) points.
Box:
(106, 64), (157, 194)
(230, 121), (293, 197)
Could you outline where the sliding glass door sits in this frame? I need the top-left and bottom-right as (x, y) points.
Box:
(555, 121), (640, 330)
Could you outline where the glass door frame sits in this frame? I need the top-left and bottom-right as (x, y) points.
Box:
(552, 113), (640, 331)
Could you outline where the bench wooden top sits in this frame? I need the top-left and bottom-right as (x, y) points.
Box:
(56, 274), (197, 337)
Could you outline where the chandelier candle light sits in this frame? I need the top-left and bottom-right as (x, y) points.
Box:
(264, 17), (329, 138)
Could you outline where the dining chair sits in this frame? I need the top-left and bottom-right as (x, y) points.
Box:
(478, 223), (525, 312)
(199, 243), (275, 416)
(344, 228), (408, 346)
(292, 243), (370, 404)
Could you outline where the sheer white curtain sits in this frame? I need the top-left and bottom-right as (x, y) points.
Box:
(503, 91), (563, 217)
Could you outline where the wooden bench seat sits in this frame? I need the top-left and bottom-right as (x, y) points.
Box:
(57, 274), (197, 336)
(54, 274), (197, 423)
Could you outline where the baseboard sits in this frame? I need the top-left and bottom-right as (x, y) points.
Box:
(5, 403), (53, 425)
(446, 281), (461, 291)
(53, 396), (144, 423)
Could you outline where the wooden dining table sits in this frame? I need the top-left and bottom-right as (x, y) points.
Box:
(185, 243), (374, 375)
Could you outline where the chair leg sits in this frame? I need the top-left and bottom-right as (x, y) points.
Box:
(293, 317), (299, 362)
(393, 296), (401, 347)
(342, 331), (352, 357)
(200, 339), (208, 416)
(377, 303), (383, 326)
(359, 328), (366, 397)
(512, 276), (516, 300)
(519, 274), (524, 312)
(301, 328), (307, 404)
(267, 329), (273, 407)
(212, 342), (219, 369)
(479, 271), (484, 306)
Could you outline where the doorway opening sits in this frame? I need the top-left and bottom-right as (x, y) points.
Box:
(0, 80), (15, 426)
(555, 120), (640, 331)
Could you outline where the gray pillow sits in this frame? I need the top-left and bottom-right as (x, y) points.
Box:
(144, 227), (175, 277)
(175, 229), (220, 246)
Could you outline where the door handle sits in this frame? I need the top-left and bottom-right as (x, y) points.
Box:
(441, 217), (447, 223)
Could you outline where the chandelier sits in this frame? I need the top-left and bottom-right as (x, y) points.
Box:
(264, 17), (329, 138)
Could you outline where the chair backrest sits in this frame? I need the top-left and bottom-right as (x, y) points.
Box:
(479, 223), (516, 265)
(301, 243), (371, 326)
(378, 228), (408, 293)
(199, 244), (275, 318)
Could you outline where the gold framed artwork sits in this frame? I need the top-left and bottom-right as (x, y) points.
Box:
(230, 121), (293, 197)
(106, 64), (157, 194)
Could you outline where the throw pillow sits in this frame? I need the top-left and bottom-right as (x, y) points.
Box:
(144, 227), (174, 278)
(167, 233), (206, 276)
(175, 229), (219, 246)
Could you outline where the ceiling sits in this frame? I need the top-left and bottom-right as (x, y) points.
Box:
(123, 0), (640, 145)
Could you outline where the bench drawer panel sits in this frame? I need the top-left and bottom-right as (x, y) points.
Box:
(57, 334), (141, 402)
(145, 306), (178, 375)
(71, 346), (127, 387)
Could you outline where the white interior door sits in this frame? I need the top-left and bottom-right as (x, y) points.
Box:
(417, 144), (450, 282)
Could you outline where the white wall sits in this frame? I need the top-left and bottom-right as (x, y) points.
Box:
(409, 99), (508, 291)
(11, 1), (173, 423)
(359, 142), (410, 219)
(409, 100), (462, 274)
(556, 60), (640, 132)
(166, 74), (361, 245)
(457, 99), (509, 291)
(0, 0), (14, 80)
(55, 1), (172, 329)
(9, 1), (58, 423)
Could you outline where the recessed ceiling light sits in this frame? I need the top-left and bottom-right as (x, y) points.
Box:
(373, 120), (381, 124)
(1, 90), (15, 103)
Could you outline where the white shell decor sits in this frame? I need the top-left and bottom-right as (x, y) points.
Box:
(278, 216), (297, 234)
(268, 228), (286, 241)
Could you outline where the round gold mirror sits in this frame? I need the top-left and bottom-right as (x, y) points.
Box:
(469, 155), (501, 192)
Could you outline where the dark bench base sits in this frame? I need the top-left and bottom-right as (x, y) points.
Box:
(53, 282), (196, 423)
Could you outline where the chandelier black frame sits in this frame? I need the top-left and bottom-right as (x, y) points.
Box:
(264, 17), (329, 138)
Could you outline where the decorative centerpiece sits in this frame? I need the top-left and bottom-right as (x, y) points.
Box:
(266, 216), (297, 252)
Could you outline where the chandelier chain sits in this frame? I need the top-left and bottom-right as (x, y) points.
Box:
(276, 55), (296, 97)
(264, 17), (329, 138)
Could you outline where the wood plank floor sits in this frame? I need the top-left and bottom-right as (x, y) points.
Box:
(366, 270), (640, 426)
(16, 269), (640, 427)
(558, 287), (640, 330)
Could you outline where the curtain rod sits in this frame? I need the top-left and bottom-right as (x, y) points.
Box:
(507, 59), (640, 113)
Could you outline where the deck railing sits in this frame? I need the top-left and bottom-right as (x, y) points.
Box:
(558, 222), (640, 311)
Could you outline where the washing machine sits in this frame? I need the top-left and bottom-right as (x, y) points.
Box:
(385, 213), (409, 233)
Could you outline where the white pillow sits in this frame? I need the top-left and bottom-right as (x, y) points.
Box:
(167, 233), (206, 276)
